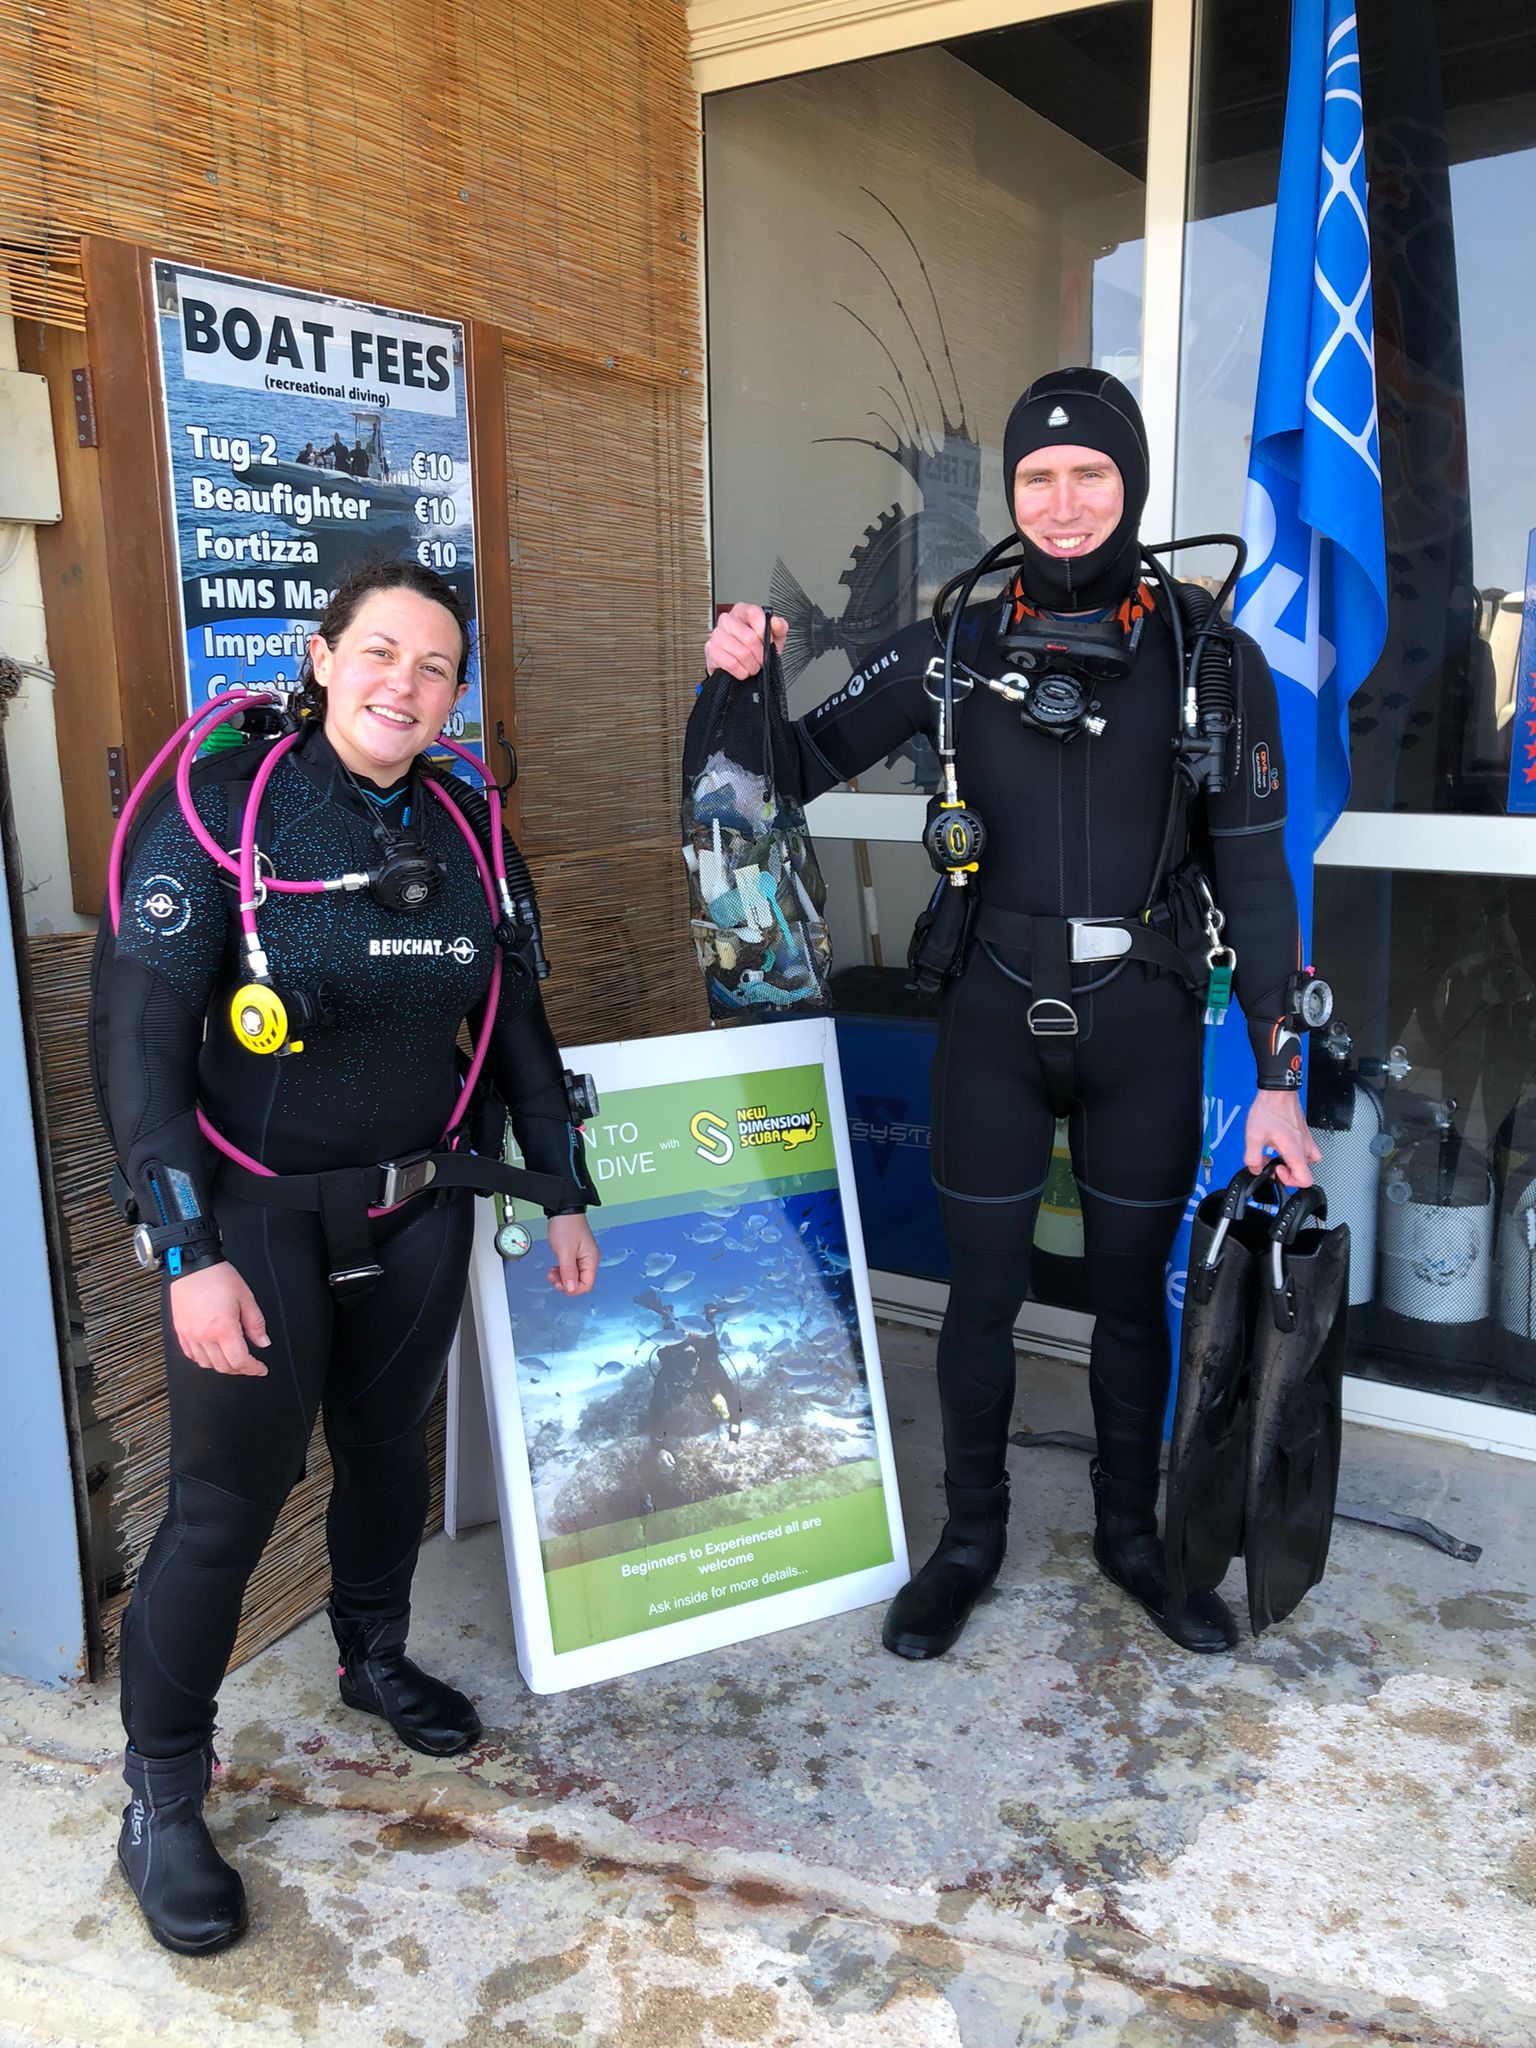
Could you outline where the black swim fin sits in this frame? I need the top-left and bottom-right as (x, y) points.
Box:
(1164, 1165), (1279, 1607)
(1244, 1187), (1349, 1634)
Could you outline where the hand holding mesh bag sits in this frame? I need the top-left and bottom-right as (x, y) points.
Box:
(681, 608), (833, 1021)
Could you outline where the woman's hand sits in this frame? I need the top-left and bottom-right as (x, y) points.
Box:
(169, 1262), (271, 1376)
(1243, 1089), (1322, 1189)
(704, 604), (787, 681)
(547, 1214), (600, 1296)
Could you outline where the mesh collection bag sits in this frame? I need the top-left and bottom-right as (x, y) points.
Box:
(681, 610), (833, 1021)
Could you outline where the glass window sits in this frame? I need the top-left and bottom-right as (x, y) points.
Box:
(704, 16), (1149, 1283)
(1177, 0), (1536, 816)
(703, 3), (1152, 806)
(1313, 866), (1536, 1414)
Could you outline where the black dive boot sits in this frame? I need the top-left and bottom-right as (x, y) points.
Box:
(330, 1604), (482, 1757)
(882, 1477), (1010, 1660)
(117, 1744), (247, 1955)
(1090, 1460), (1238, 1653)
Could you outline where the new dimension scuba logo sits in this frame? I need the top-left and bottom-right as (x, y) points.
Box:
(735, 1103), (821, 1150)
(690, 1103), (822, 1163)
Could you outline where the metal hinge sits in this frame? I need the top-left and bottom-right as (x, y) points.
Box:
(106, 746), (127, 817)
(72, 368), (98, 447)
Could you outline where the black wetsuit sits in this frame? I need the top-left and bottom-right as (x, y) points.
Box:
(106, 722), (587, 1756)
(699, 595), (1301, 1497)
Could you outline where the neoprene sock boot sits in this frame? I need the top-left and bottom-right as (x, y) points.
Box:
(329, 1604), (482, 1756)
(882, 1477), (1010, 1660)
(117, 1744), (247, 1955)
(1090, 1459), (1238, 1653)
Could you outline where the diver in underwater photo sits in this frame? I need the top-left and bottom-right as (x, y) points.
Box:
(647, 1304), (743, 1452)
(698, 366), (1324, 1662)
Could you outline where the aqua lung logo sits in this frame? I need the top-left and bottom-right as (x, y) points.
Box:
(1252, 742), (1280, 799)
(367, 935), (479, 963)
(813, 644), (899, 720)
(135, 873), (192, 936)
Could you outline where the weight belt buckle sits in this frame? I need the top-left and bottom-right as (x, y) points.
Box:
(1067, 917), (1133, 964)
(1026, 997), (1079, 1039)
(378, 1151), (439, 1208)
(328, 1262), (384, 1291)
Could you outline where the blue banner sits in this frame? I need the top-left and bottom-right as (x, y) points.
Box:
(1165, 0), (1388, 1324)
(1506, 530), (1536, 816)
(1232, 2), (1387, 853)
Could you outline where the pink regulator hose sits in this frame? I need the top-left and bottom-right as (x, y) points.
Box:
(115, 707), (517, 1214)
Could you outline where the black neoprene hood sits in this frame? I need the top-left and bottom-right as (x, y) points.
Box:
(1002, 366), (1151, 611)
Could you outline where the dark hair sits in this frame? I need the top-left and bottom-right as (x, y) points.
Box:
(292, 560), (472, 720)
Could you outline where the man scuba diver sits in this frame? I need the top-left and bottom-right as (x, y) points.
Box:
(700, 366), (1320, 1657)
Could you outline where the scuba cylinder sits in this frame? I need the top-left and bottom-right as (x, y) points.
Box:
(1029, 1118), (1091, 1315)
(1493, 1097), (1536, 1381)
(1307, 1024), (1409, 1310)
(1378, 1097), (1495, 1331)
(1490, 1179), (1536, 1384)
(1494, 1173), (1536, 1382)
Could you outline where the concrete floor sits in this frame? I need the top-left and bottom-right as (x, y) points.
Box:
(1, 1327), (1533, 2048)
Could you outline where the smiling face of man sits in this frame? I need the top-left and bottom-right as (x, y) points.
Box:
(1010, 444), (1126, 565)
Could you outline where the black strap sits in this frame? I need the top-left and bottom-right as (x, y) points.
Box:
(1027, 915), (1077, 1119)
(137, 1216), (221, 1259)
(218, 1150), (573, 1301)
(318, 1166), (381, 1300)
(217, 1151), (570, 1215)
(975, 903), (1200, 988)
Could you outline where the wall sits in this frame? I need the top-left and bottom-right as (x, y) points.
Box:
(0, 315), (87, 938)
(0, 0), (712, 1678)
(1, 0), (710, 1039)
(0, 818), (84, 1683)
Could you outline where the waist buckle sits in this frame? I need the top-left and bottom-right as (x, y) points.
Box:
(378, 1152), (439, 1208)
(1067, 917), (1134, 964)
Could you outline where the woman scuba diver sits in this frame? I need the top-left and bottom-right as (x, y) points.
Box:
(98, 560), (598, 1954)
(698, 366), (1320, 1664)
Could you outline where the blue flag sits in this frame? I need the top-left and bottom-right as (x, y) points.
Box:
(1233, 0), (1388, 863)
(1163, 0), (1388, 1340)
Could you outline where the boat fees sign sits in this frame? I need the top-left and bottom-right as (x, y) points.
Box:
(151, 260), (484, 765)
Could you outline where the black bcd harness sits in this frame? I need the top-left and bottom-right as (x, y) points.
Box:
(91, 728), (596, 1300)
(908, 544), (1244, 1119)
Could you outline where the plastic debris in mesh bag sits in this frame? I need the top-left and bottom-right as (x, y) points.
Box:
(681, 609), (833, 1021)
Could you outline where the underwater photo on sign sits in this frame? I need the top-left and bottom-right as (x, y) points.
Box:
(491, 1059), (895, 1657)
(502, 1184), (870, 1543)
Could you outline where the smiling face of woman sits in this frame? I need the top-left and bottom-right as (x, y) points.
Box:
(309, 587), (466, 783)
